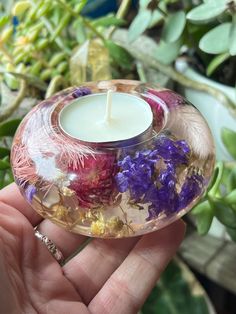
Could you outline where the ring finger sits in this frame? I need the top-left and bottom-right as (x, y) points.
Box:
(36, 219), (88, 260)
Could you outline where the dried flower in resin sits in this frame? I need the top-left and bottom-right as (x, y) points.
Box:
(60, 187), (76, 197)
(91, 220), (106, 236)
(51, 204), (69, 220)
(106, 216), (124, 233)
(69, 152), (118, 209)
(11, 81), (215, 238)
(25, 184), (37, 203)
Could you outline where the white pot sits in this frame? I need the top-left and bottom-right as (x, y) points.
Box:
(176, 60), (235, 240)
(176, 60), (236, 161)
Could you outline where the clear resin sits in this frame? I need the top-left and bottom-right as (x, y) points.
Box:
(11, 80), (215, 238)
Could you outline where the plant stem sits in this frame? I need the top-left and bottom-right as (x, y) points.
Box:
(0, 79), (27, 122)
(156, 5), (167, 17)
(46, 75), (65, 98)
(136, 61), (147, 82)
(107, 0), (132, 39)
(42, 16), (71, 54)
(81, 17), (106, 42)
(116, 0), (132, 19)
(0, 46), (13, 62)
(117, 43), (236, 116)
(54, 0), (76, 16)
(28, 0), (71, 54)
(54, 0), (106, 42)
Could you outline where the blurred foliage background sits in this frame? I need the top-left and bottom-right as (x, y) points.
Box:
(1, 1), (236, 312)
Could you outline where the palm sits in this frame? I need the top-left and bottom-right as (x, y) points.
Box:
(0, 184), (185, 314)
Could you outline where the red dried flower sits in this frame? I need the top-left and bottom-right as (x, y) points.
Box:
(68, 152), (118, 209)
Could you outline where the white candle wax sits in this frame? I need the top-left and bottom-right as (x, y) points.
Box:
(59, 92), (153, 143)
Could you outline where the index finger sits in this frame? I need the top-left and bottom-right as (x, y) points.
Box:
(0, 183), (42, 226)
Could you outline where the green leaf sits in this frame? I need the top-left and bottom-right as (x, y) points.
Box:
(229, 15), (236, 55)
(73, 20), (86, 45)
(148, 2), (166, 28)
(154, 38), (182, 65)
(0, 168), (14, 188)
(148, 9), (164, 28)
(128, 10), (152, 43)
(105, 40), (133, 70)
(142, 260), (209, 314)
(187, 1), (227, 23)
(0, 147), (10, 158)
(224, 189), (236, 205)
(192, 201), (214, 235)
(0, 170), (6, 189)
(0, 159), (10, 170)
(162, 11), (186, 43)
(75, 0), (87, 14)
(227, 167), (236, 191)
(207, 162), (224, 196)
(92, 14), (125, 27)
(0, 119), (21, 137)
(199, 23), (230, 54)
(0, 15), (10, 28)
(206, 52), (230, 76)
(4, 169), (14, 186)
(221, 127), (236, 159)
(0, 71), (47, 91)
(213, 199), (236, 228)
(12, 0), (31, 16)
(226, 226), (236, 242)
(140, 0), (151, 9)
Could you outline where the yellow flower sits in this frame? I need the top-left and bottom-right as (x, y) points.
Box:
(91, 220), (105, 236)
(51, 204), (68, 219)
(106, 217), (124, 232)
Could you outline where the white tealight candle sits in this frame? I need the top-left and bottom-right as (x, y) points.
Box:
(59, 92), (153, 143)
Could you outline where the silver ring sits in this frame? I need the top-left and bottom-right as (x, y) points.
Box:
(35, 230), (64, 265)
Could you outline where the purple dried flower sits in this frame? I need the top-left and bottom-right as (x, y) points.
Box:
(25, 185), (37, 203)
(115, 135), (200, 221)
(145, 164), (179, 220)
(176, 140), (191, 154)
(115, 173), (129, 193)
(154, 136), (189, 166)
(72, 87), (91, 98)
(115, 148), (157, 200)
(178, 174), (204, 210)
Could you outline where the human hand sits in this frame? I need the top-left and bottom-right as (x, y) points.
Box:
(0, 183), (185, 314)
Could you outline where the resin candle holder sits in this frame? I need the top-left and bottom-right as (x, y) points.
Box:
(11, 80), (215, 238)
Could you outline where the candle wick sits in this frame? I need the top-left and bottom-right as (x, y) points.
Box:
(104, 89), (113, 124)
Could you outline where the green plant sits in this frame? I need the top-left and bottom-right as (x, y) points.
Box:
(0, 0), (133, 104)
(187, 0), (236, 78)
(192, 128), (236, 241)
(127, 0), (236, 241)
(142, 259), (209, 314)
(0, 0), (134, 187)
(127, 0), (236, 113)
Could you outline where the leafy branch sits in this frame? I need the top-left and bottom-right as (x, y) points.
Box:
(121, 44), (236, 116)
